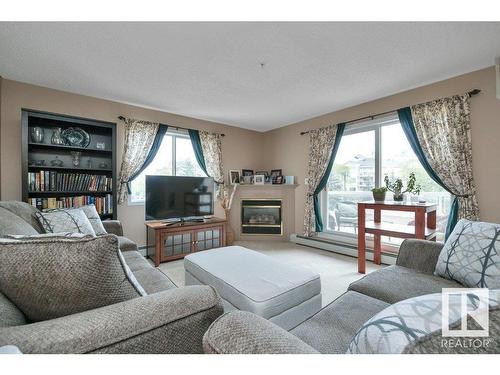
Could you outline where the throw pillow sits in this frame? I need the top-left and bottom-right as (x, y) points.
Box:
(35, 208), (96, 236)
(0, 234), (146, 322)
(434, 219), (500, 288)
(348, 291), (499, 354)
(80, 204), (107, 236)
(0, 207), (39, 236)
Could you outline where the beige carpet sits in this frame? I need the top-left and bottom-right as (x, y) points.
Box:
(154, 240), (383, 307)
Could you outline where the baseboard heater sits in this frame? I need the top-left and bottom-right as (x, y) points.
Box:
(290, 234), (397, 266)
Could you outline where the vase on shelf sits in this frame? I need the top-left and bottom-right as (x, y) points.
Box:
(51, 127), (64, 145)
(70, 151), (81, 167)
(30, 127), (44, 143)
(225, 209), (235, 246)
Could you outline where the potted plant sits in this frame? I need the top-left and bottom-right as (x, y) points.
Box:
(384, 172), (421, 202)
(371, 187), (387, 201)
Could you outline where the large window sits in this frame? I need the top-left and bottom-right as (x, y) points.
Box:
(323, 115), (451, 242)
(129, 131), (206, 203)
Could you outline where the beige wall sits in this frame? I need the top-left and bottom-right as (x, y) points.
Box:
(1, 67), (499, 245)
(264, 67), (500, 234)
(0, 79), (265, 246)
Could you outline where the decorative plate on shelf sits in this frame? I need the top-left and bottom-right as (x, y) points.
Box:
(61, 127), (91, 148)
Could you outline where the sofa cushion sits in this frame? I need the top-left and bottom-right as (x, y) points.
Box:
(435, 219), (500, 288)
(132, 268), (177, 294)
(0, 201), (44, 234)
(348, 265), (461, 304)
(291, 291), (389, 353)
(118, 236), (138, 252)
(0, 292), (26, 327)
(35, 208), (96, 236)
(0, 207), (38, 236)
(122, 250), (152, 272)
(121, 251), (176, 294)
(80, 204), (107, 236)
(348, 291), (500, 354)
(0, 235), (145, 322)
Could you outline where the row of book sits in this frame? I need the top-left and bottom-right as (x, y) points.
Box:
(28, 195), (113, 215)
(28, 171), (112, 192)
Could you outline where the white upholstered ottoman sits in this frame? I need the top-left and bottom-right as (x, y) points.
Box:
(184, 246), (322, 330)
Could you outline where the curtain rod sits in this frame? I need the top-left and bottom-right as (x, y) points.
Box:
(299, 89), (481, 135)
(117, 116), (225, 137)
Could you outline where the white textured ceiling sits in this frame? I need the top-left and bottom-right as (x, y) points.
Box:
(1, 22), (500, 131)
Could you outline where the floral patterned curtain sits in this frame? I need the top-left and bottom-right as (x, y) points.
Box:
(303, 124), (341, 236)
(117, 118), (159, 204)
(410, 94), (480, 221)
(199, 131), (224, 198)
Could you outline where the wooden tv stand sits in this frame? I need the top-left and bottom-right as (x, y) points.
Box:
(146, 218), (227, 266)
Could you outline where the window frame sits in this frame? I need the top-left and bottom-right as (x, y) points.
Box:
(320, 113), (408, 239)
(127, 128), (204, 205)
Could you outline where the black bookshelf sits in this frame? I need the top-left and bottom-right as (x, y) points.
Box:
(22, 109), (117, 219)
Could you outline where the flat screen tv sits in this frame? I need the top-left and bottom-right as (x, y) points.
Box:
(145, 175), (215, 221)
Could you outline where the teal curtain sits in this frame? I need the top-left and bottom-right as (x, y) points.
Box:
(127, 124), (168, 194)
(188, 129), (209, 177)
(313, 123), (346, 232)
(397, 107), (457, 238)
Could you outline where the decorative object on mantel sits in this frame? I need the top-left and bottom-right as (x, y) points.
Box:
(256, 171), (271, 184)
(50, 127), (64, 145)
(384, 172), (421, 201)
(61, 127), (91, 148)
(220, 183), (238, 245)
(254, 175), (265, 185)
(229, 170), (240, 184)
(241, 169), (254, 184)
(271, 169), (282, 184)
(371, 187), (387, 201)
(284, 176), (295, 185)
(30, 127), (45, 143)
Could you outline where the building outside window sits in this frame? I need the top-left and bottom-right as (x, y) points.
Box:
(322, 114), (451, 245)
(129, 130), (206, 203)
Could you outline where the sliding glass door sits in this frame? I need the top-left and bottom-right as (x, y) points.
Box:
(322, 114), (451, 245)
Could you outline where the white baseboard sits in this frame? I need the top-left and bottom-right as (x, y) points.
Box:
(289, 233), (396, 265)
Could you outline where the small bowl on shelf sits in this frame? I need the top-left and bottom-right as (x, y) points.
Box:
(50, 158), (64, 167)
(32, 160), (46, 166)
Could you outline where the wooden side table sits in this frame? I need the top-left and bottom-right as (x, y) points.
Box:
(357, 201), (437, 273)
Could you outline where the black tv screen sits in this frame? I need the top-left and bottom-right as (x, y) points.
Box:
(145, 176), (215, 221)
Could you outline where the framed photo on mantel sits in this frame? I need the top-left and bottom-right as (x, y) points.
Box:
(271, 169), (282, 184)
(229, 170), (240, 184)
